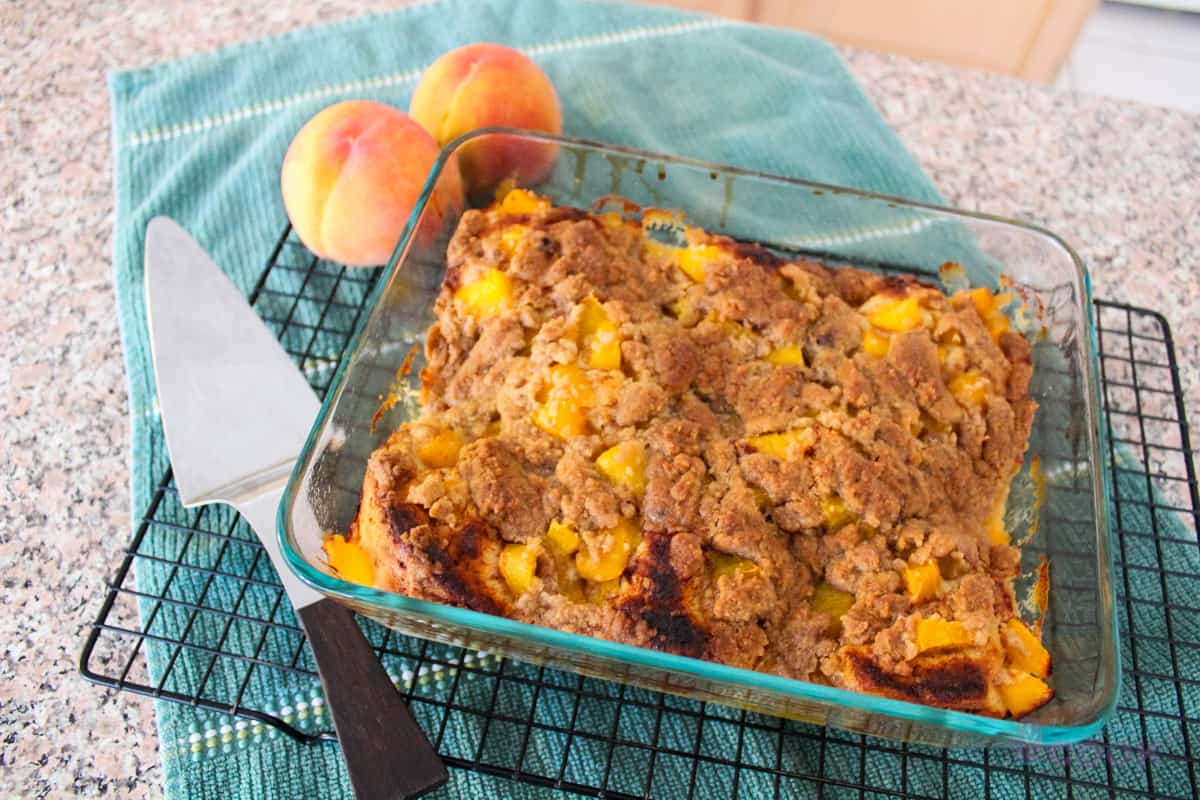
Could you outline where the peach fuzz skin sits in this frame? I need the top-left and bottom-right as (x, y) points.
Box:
(280, 100), (463, 267)
(409, 43), (561, 193)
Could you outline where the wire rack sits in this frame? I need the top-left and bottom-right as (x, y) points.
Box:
(81, 224), (1200, 799)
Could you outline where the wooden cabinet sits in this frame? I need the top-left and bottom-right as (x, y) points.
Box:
(644, 0), (1096, 82)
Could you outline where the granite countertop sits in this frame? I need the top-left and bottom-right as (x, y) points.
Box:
(2, 1), (1197, 796)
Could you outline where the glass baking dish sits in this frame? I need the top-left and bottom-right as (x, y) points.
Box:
(279, 129), (1117, 748)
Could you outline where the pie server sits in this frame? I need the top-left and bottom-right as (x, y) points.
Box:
(144, 217), (447, 799)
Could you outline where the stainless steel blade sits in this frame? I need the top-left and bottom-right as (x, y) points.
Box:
(144, 217), (449, 796)
(144, 216), (322, 608)
(145, 217), (320, 508)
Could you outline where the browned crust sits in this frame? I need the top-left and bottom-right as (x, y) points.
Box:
(721, 239), (786, 270)
(389, 514), (509, 617)
(842, 647), (1000, 714)
(1033, 556), (1051, 633)
(618, 533), (709, 659)
(353, 448), (510, 616)
(384, 502), (430, 543)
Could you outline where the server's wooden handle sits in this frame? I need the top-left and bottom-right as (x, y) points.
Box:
(297, 599), (448, 799)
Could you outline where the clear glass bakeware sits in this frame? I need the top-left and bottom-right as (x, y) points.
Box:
(279, 129), (1117, 748)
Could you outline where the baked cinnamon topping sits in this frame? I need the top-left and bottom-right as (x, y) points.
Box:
(336, 189), (1052, 718)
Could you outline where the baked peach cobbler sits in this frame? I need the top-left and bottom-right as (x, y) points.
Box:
(325, 188), (1053, 718)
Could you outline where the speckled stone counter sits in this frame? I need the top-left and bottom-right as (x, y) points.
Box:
(2, 2), (1196, 797)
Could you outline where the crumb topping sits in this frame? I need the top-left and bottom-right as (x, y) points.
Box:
(341, 189), (1051, 718)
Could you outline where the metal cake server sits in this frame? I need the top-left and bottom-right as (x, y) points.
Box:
(144, 217), (447, 799)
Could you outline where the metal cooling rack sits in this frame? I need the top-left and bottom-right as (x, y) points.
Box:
(80, 225), (1200, 799)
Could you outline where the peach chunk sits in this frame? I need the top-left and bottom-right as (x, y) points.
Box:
(280, 100), (463, 267)
(409, 43), (561, 193)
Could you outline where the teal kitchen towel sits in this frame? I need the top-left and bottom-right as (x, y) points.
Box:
(107, 0), (1198, 798)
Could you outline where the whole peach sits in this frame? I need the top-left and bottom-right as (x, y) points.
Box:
(280, 100), (462, 267)
(409, 43), (561, 193)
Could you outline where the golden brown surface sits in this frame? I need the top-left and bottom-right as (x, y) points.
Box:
(343, 189), (1051, 718)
